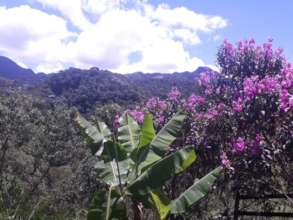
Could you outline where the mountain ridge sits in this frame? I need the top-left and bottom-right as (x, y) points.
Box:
(0, 56), (213, 113)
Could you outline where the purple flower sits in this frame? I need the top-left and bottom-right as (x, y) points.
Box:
(279, 89), (292, 112)
(146, 97), (168, 111)
(198, 72), (218, 87)
(168, 87), (180, 101)
(248, 38), (255, 46)
(158, 100), (168, 111)
(205, 107), (219, 120)
(258, 76), (279, 94)
(199, 73), (209, 86)
(243, 76), (259, 99)
(184, 94), (205, 111)
(223, 39), (234, 55)
(155, 114), (165, 126)
(232, 137), (246, 153)
(237, 40), (243, 50)
(232, 97), (243, 113)
(130, 109), (144, 123)
(146, 97), (158, 109)
(220, 152), (234, 170)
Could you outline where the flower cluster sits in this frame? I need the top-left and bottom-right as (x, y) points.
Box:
(129, 109), (144, 123)
(121, 39), (292, 190)
(168, 87), (181, 101)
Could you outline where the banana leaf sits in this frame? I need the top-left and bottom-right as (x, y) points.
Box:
(118, 114), (140, 152)
(76, 114), (111, 155)
(170, 166), (223, 214)
(127, 145), (196, 198)
(150, 112), (186, 156)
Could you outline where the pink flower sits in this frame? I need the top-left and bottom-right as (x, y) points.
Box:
(155, 114), (165, 126)
(168, 87), (180, 101)
(232, 137), (246, 153)
(258, 76), (279, 94)
(220, 152), (234, 170)
(146, 97), (158, 109)
(232, 97), (243, 113)
(146, 97), (168, 111)
(130, 109), (144, 123)
(184, 94), (205, 111)
(205, 107), (219, 120)
(243, 76), (259, 99)
(279, 89), (293, 112)
(198, 71), (218, 87)
(158, 100), (168, 111)
(248, 38), (255, 46)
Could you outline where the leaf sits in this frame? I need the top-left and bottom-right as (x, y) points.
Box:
(101, 141), (128, 162)
(150, 189), (171, 220)
(127, 146), (196, 199)
(76, 114), (111, 155)
(150, 112), (186, 156)
(95, 159), (131, 186)
(118, 114), (140, 152)
(139, 113), (156, 148)
(131, 114), (159, 171)
(87, 187), (127, 220)
(137, 149), (161, 173)
(170, 166), (223, 214)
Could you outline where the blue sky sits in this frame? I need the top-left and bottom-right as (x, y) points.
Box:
(159, 0), (293, 63)
(0, 0), (292, 73)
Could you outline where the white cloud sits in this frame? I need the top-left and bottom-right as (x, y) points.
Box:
(0, 1), (227, 73)
(149, 4), (227, 32)
(0, 5), (74, 72)
(36, 0), (92, 30)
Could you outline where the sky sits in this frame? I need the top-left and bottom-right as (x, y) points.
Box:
(0, 0), (292, 74)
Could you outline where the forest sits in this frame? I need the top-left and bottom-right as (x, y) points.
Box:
(0, 39), (292, 219)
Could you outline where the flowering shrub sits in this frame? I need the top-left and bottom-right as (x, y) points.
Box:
(121, 39), (293, 194)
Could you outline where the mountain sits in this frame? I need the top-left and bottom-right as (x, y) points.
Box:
(0, 56), (46, 85)
(0, 56), (34, 79)
(126, 66), (211, 98)
(38, 67), (211, 113)
(39, 67), (144, 113)
(0, 56), (213, 113)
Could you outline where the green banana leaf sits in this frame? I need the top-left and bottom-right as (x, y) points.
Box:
(118, 114), (140, 152)
(95, 159), (131, 186)
(138, 113), (156, 148)
(127, 145), (196, 198)
(137, 149), (162, 173)
(87, 187), (127, 220)
(150, 189), (171, 220)
(131, 114), (159, 171)
(76, 114), (111, 155)
(101, 141), (128, 162)
(170, 166), (223, 214)
(150, 112), (186, 156)
(150, 167), (223, 219)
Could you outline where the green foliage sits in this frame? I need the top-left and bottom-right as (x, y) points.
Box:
(77, 112), (222, 219)
(0, 91), (93, 219)
(170, 166), (223, 214)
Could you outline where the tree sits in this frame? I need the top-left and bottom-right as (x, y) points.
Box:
(76, 112), (222, 220)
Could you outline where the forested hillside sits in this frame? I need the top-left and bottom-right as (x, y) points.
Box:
(0, 56), (211, 113)
(0, 39), (292, 220)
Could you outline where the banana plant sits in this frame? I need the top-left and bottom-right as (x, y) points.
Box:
(76, 112), (222, 220)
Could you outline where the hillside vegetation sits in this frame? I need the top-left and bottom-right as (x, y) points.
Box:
(0, 39), (292, 219)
